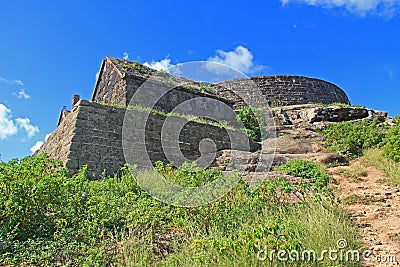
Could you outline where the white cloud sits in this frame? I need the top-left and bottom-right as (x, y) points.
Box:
(123, 52), (129, 60)
(141, 46), (266, 79)
(143, 56), (173, 71)
(384, 65), (395, 78)
(281, 0), (400, 17)
(13, 89), (30, 99)
(0, 103), (40, 141)
(15, 118), (39, 138)
(30, 133), (51, 154)
(206, 45), (265, 74)
(13, 80), (24, 86)
(0, 104), (18, 140)
(30, 141), (43, 154)
(0, 77), (24, 86)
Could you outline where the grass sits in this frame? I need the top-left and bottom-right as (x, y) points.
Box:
(388, 232), (400, 244)
(181, 83), (215, 94)
(98, 102), (237, 130)
(306, 102), (366, 108)
(342, 194), (385, 205)
(115, 197), (361, 267)
(362, 148), (400, 186)
(334, 166), (368, 182)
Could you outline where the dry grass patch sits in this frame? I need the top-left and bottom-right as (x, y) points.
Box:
(362, 148), (400, 186)
(342, 194), (385, 205)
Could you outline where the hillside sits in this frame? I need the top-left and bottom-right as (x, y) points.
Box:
(1, 103), (399, 266)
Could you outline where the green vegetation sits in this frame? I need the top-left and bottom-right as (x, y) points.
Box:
(382, 118), (400, 162)
(98, 102), (236, 130)
(320, 117), (400, 185)
(237, 106), (266, 142)
(362, 148), (400, 186)
(307, 102), (365, 108)
(154, 161), (222, 187)
(342, 194), (384, 205)
(320, 119), (387, 158)
(0, 155), (360, 266)
(181, 83), (215, 94)
(199, 83), (214, 93)
(335, 166), (368, 182)
(275, 160), (331, 190)
(121, 61), (145, 72)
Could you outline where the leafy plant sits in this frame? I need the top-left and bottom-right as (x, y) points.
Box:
(237, 106), (266, 142)
(320, 119), (387, 158)
(382, 119), (400, 162)
(275, 160), (331, 190)
(154, 161), (221, 187)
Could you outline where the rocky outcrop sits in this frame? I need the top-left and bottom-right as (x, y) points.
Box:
(272, 104), (389, 127)
(214, 104), (390, 174)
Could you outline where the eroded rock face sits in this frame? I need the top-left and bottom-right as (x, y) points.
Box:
(272, 104), (389, 127)
(214, 104), (390, 174)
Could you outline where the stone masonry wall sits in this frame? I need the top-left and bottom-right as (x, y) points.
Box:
(211, 76), (350, 108)
(37, 107), (77, 168)
(93, 59), (234, 117)
(92, 60), (128, 106)
(125, 79), (235, 120)
(38, 100), (255, 177)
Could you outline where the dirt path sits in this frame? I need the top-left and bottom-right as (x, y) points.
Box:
(330, 161), (400, 266)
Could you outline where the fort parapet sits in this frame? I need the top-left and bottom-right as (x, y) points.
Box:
(211, 76), (350, 109)
(38, 100), (255, 177)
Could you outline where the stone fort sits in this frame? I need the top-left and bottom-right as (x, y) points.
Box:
(37, 57), (350, 176)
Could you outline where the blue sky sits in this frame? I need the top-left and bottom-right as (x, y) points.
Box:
(0, 0), (399, 161)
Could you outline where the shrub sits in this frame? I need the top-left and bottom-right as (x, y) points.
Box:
(237, 106), (265, 142)
(154, 161), (222, 187)
(320, 119), (387, 158)
(0, 154), (67, 241)
(275, 160), (331, 190)
(382, 119), (400, 162)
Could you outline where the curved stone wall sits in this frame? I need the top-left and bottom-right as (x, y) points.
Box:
(211, 76), (350, 108)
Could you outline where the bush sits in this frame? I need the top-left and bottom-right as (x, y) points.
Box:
(320, 119), (387, 158)
(154, 161), (221, 187)
(382, 119), (400, 162)
(0, 154), (67, 241)
(237, 106), (265, 142)
(275, 160), (331, 190)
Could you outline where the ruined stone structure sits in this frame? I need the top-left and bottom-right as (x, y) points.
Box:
(37, 57), (352, 177)
(212, 76), (350, 109)
(40, 100), (253, 176)
(92, 57), (234, 113)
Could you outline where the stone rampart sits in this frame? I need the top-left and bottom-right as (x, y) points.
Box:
(211, 75), (350, 108)
(38, 100), (256, 177)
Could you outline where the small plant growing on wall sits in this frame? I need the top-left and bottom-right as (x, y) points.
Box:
(237, 106), (266, 142)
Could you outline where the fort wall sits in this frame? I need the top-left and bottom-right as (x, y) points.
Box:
(211, 76), (350, 108)
(38, 100), (254, 177)
(92, 58), (234, 114)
